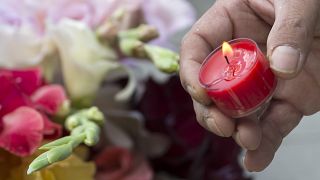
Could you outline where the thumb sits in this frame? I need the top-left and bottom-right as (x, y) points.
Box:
(267, 0), (320, 79)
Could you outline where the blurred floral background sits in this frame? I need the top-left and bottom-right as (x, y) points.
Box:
(0, 0), (251, 179)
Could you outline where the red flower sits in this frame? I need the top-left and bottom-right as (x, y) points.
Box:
(0, 67), (65, 156)
(95, 146), (153, 180)
(0, 73), (32, 117)
(9, 68), (43, 95)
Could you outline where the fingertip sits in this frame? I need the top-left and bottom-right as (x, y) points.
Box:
(206, 118), (225, 137)
(243, 149), (274, 172)
(269, 45), (303, 79)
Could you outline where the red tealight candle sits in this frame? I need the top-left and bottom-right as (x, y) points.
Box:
(199, 38), (277, 118)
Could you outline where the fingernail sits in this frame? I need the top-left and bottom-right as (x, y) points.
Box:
(234, 132), (246, 149)
(242, 155), (246, 169)
(270, 46), (301, 74)
(207, 118), (225, 137)
(243, 154), (254, 172)
(186, 85), (194, 95)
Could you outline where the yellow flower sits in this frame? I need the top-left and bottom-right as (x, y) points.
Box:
(0, 147), (95, 180)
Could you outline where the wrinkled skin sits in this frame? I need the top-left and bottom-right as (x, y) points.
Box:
(180, 0), (320, 171)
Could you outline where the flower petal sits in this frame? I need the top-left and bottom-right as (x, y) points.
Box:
(114, 65), (137, 102)
(6, 151), (95, 180)
(0, 73), (31, 118)
(95, 147), (133, 180)
(122, 156), (153, 180)
(49, 19), (119, 105)
(95, 147), (153, 180)
(0, 107), (44, 156)
(106, 110), (169, 157)
(45, 154), (96, 180)
(104, 120), (133, 149)
(31, 84), (68, 115)
(0, 24), (48, 68)
(8, 67), (43, 95)
(41, 114), (62, 140)
(142, 0), (196, 39)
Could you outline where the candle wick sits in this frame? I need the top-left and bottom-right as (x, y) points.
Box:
(224, 56), (230, 64)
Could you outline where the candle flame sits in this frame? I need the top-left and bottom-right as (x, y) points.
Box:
(222, 41), (234, 57)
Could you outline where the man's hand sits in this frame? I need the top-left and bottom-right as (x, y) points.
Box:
(180, 0), (320, 171)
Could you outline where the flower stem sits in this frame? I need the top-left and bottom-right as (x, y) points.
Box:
(27, 107), (104, 174)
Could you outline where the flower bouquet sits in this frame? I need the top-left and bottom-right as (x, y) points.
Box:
(0, 0), (250, 179)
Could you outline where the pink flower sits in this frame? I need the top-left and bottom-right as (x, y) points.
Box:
(31, 85), (68, 115)
(41, 113), (63, 140)
(95, 146), (153, 180)
(0, 67), (64, 156)
(0, 107), (44, 157)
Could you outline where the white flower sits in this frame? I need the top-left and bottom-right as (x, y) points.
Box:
(0, 24), (50, 68)
(49, 19), (119, 104)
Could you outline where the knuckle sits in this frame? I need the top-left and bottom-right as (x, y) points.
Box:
(275, 13), (312, 42)
(276, 17), (308, 39)
(271, 14), (311, 48)
(284, 16), (307, 33)
(269, 103), (302, 137)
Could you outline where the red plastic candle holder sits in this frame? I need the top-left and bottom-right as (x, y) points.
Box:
(199, 38), (277, 118)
